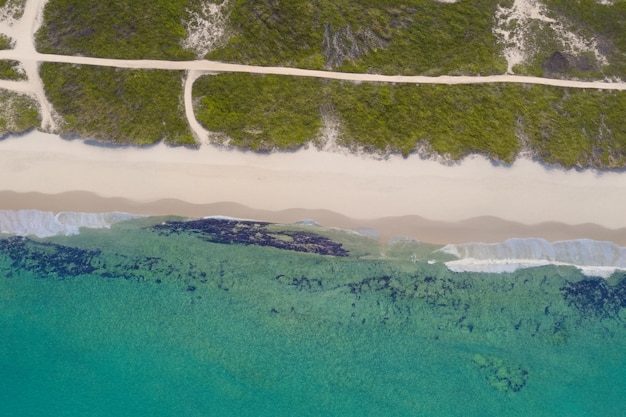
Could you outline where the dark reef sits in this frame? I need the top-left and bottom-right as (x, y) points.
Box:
(151, 218), (349, 256)
(0, 236), (100, 277)
(561, 276), (626, 320)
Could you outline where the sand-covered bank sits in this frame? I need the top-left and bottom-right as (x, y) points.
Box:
(1, 131), (625, 245)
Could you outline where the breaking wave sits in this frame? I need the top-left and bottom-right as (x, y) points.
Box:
(0, 209), (142, 238)
(439, 238), (626, 278)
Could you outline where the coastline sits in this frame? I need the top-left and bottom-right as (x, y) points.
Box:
(2, 191), (626, 245)
(1, 131), (626, 245)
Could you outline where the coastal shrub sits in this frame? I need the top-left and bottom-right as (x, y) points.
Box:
(0, 60), (26, 80)
(192, 73), (626, 168)
(193, 73), (325, 151)
(208, 0), (507, 75)
(541, 0), (626, 78)
(519, 86), (626, 168)
(35, 0), (198, 59)
(331, 82), (520, 160)
(0, 90), (41, 136)
(0, 35), (11, 50)
(40, 63), (194, 145)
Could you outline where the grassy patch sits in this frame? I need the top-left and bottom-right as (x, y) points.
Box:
(541, 0), (626, 78)
(519, 85), (626, 168)
(0, 90), (40, 136)
(0, 60), (26, 80)
(193, 73), (626, 168)
(506, 1), (626, 79)
(331, 82), (520, 160)
(208, 0), (507, 75)
(40, 63), (194, 145)
(0, 35), (11, 50)
(36, 0), (198, 59)
(193, 73), (325, 151)
(0, 0), (26, 21)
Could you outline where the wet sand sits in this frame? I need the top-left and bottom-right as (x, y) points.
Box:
(2, 190), (625, 246)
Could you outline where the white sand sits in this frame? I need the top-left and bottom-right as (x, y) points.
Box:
(1, 131), (625, 235)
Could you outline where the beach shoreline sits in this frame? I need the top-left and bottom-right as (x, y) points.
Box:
(1, 131), (626, 245)
(2, 191), (626, 246)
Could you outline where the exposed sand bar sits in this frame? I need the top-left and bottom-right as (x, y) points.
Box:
(1, 131), (626, 244)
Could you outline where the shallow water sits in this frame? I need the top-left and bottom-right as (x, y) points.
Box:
(1, 217), (625, 416)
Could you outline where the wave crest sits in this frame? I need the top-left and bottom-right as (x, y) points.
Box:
(0, 209), (141, 238)
(439, 238), (626, 278)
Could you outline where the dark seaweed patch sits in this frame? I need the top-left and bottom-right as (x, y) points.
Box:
(561, 277), (626, 320)
(0, 236), (100, 278)
(151, 218), (348, 256)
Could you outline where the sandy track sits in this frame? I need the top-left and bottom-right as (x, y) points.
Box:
(2, 50), (626, 91)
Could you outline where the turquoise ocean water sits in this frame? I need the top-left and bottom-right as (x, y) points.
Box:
(1, 216), (625, 416)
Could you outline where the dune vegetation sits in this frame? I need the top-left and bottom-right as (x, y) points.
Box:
(40, 63), (195, 146)
(31, 0), (626, 167)
(194, 73), (626, 168)
(35, 0), (198, 59)
(0, 60), (25, 80)
(0, 89), (40, 136)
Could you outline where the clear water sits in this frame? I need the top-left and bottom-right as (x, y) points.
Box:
(1, 218), (625, 416)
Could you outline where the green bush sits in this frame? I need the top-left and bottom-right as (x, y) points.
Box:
(541, 0), (626, 78)
(0, 90), (41, 136)
(40, 63), (195, 145)
(208, 0), (507, 75)
(36, 0), (197, 59)
(0, 60), (26, 80)
(193, 73), (325, 151)
(331, 82), (519, 160)
(0, 35), (11, 50)
(192, 73), (626, 168)
(519, 86), (626, 168)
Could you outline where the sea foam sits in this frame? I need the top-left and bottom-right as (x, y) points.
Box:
(0, 209), (142, 238)
(439, 238), (626, 278)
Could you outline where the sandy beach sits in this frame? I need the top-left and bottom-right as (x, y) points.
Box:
(1, 131), (625, 245)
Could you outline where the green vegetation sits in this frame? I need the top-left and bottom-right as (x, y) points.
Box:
(0, 90), (40, 136)
(0, 0), (25, 20)
(193, 73), (626, 168)
(40, 63), (194, 145)
(0, 35), (11, 50)
(36, 0), (199, 59)
(34, 0), (626, 79)
(520, 86), (626, 168)
(194, 74), (324, 151)
(541, 0), (626, 78)
(0, 60), (26, 80)
(331, 82), (520, 160)
(209, 0), (508, 75)
(502, 1), (626, 79)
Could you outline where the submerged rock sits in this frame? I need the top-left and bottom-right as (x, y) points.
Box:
(473, 354), (529, 393)
(151, 218), (349, 256)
